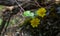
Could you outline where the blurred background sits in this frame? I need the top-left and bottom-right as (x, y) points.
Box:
(0, 0), (60, 36)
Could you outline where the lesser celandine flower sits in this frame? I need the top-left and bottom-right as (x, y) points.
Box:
(30, 18), (40, 28)
(36, 7), (46, 17)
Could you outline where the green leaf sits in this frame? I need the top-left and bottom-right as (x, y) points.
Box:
(30, 13), (34, 17)
(23, 11), (31, 16)
(23, 11), (35, 18)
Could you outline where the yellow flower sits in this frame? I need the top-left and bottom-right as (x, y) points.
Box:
(36, 7), (46, 17)
(30, 18), (40, 28)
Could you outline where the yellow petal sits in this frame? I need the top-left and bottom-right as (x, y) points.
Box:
(30, 18), (40, 28)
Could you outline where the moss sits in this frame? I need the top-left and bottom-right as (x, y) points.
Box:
(0, 5), (5, 11)
(0, 18), (3, 25)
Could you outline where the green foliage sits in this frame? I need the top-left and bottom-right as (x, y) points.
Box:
(0, 5), (5, 11)
(0, 18), (2, 25)
(23, 11), (34, 17)
(10, 19), (16, 25)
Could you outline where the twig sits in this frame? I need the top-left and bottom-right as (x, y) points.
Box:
(34, 0), (41, 7)
(15, 0), (25, 12)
